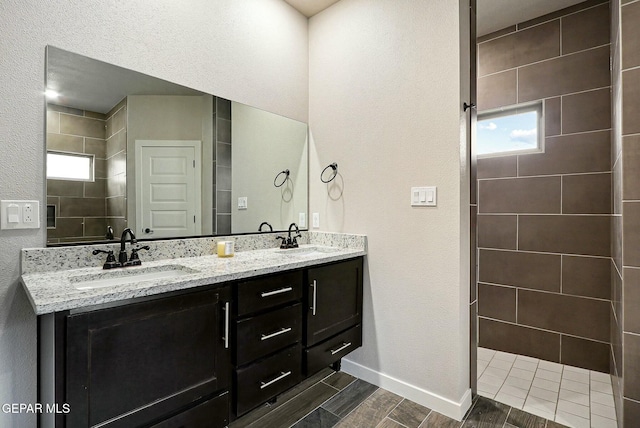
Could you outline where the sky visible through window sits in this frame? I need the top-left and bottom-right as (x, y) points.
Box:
(477, 111), (538, 156)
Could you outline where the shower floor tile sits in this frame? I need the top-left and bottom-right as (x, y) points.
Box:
(477, 347), (617, 428)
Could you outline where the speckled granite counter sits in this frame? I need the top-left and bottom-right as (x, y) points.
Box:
(21, 232), (366, 315)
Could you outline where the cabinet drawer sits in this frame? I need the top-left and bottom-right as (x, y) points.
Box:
(235, 344), (301, 416)
(305, 324), (362, 376)
(236, 303), (301, 366)
(237, 271), (303, 316)
(150, 391), (229, 428)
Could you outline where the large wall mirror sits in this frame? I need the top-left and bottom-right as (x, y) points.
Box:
(45, 46), (308, 246)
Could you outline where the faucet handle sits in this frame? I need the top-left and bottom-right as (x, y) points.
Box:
(128, 245), (150, 266)
(92, 249), (120, 269)
(291, 234), (301, 248)
(275, 236), (288, 249)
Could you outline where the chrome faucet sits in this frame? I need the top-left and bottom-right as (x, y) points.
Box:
(119, 228), (137, 264)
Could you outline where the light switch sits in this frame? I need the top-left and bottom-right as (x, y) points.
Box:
(411, 187), (437, 207)
(238, 197), (248, 210)
(7, 204), (19, 223)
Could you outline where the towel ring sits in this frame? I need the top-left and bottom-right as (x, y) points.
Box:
(321, 163), (338, 183)
(274, 169), (290, 187)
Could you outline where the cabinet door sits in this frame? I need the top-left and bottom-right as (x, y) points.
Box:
(306, 258), (363, 347)
(65, 287), (232, 428)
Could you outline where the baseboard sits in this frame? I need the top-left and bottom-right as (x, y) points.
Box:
(341, 358), (473, 421)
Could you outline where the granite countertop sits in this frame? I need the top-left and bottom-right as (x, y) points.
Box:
(21, 244), (366, 315)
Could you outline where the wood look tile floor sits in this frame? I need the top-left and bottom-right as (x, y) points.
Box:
(230, 368), (570, 428)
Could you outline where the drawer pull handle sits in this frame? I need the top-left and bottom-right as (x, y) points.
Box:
(330, 342), (352, 355)
(260, 371), (292, 389)
(261, 327), (292, 341)
(223, 301), (230, 349)
(310, 280), (317, 316)
(261, 287), (293, 298)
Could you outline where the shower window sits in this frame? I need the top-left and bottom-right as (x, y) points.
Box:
(46, 151), (95, 181)
(476, 102), (543, 157)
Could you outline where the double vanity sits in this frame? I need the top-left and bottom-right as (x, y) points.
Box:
(21, 232), (366, 427)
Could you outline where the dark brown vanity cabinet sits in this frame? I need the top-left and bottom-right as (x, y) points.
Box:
(43, 257), (364, 427)
(233, 271), (303, 416)
(63, 287), (232, 428)
(304, 258), (363, 375)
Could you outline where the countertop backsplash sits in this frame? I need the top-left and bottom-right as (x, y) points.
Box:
(21, 231), (366, 275)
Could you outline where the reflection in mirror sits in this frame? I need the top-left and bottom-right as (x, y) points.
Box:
(45, 46), (308, 246)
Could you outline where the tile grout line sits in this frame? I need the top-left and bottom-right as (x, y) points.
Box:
(477, 170), (614, 181)
(379, 415), (409, 428)
(479, 1), (608, 46)
(478, 315), (612, 345)
(478, 43), (611, 79)
(252, 371), (344, 428)
(477, 247), (611, 260)
(330, 386), (380, 424)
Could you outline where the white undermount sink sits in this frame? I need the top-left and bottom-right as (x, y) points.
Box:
(70, 265), (198, 290)
(276, 245), (341, 258)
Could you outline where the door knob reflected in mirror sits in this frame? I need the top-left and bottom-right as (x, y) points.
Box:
(144, 228), (154, 234)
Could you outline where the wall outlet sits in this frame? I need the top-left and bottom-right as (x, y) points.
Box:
(23, 203), (34, 223)
(312, 213), (320, 229)
(299, 212), (306, 227)
(1, 200), (40, 229)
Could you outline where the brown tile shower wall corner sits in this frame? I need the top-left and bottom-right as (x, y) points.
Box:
(613, 0), (640, 424)
(105, 98), (128, 237)
(475, 0), (613, 374)
(215, 97), (232, 235)
(46, 103), (111, 244)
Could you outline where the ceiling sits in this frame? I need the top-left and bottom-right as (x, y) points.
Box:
(48, 1), (594, 112)
(46, 47), (204, 114)
(477, 0), (587, 36)
(283, 0), (341, 17)
(283, 0), (589, 36)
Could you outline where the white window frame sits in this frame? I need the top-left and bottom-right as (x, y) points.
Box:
(46, 151), (95, 182)
(477, 101), (544, 158)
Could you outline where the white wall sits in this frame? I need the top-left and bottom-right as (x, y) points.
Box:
(126, 95), (214, 235)
(0, 0), (307, 425)
(231, 102), (308, 233)
(309, 0), (471, 419)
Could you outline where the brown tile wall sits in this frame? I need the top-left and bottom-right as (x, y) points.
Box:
(476, 1), (613, 373)
(46, 104), (108, 244)
(105, 98), (128, 238)
(614, 0), (640, 423)
(215, 97), (232, 235)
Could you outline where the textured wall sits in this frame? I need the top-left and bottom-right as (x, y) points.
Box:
(309, 0), (471, 419)
(476, 1), (612, 375)
(0, 0), (307, 425)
